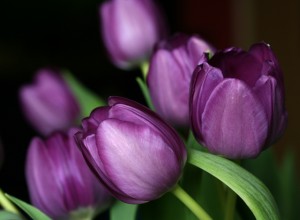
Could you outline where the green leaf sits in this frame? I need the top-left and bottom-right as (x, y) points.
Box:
(188, 149), (280, 220)
(277, 152), (299, 220)
(0, 211), (23, 220)
(136, 77), (154, 110)
(110, 200), (138, 220)
(5, 194), (51, 220)
(62, 70), (106, 118)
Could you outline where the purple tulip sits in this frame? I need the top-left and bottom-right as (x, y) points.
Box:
(190, 43), (287, 159)
(100, 0), (167, 69)
(75, 97), (186, 204)
(26, 128), (112, 219)
(19, 69), (80, 136)
(147, 33), (214, 127)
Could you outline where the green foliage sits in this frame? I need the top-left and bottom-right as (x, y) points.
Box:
(110, 200), (138, 220)
(188, 149), (280, 220)
(243, 149), (300, 220)
(63, 70), (106, 118)
(0, 211), (23, 220)
(5, 194), (51, 220)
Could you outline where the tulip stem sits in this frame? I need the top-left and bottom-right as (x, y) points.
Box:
(140, 61), (149, 79)
(171, 185), (212, 220)
(224, 187), (237, 220)
(0, 188), (20, 215)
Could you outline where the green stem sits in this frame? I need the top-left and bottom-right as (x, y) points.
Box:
(140, 61), (149, 79)
(171, 185), (212, 220)
(0, 188), (20, 215)
(224, 188), (237, 220)
(136, 77), (154, 110)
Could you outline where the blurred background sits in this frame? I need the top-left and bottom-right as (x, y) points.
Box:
(0, 0), (299, 209)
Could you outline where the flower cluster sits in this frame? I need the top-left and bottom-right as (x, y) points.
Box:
(1, 0), (289, 220)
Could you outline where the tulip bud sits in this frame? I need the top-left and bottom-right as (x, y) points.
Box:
(190, 43), (287, 159)
(26, 128), (112, 219)
(100, 0), (167, 69)
(19, 69), (80, 136)
(147, 33), (214, 127)
(75, 97), (186, 204)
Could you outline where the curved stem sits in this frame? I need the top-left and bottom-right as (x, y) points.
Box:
(140, 61), (149, 79)
(0, 188), (20, 215)
(171, 185), (212, 220)
(224, 188), (237, 220)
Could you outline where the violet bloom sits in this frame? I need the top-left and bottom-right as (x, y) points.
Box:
(147, 33), (214, 127)
(100, 0), (166, 69)
(190, 42), (287, 159)
(76, 97), (186, 204)
(26, 128), (112, 220)
(20, 69), (80, 136)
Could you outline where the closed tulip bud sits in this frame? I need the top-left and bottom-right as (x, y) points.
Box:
(75, 97), (186, 204)
(20, 69), (80, 136)
(100, 0), (167, 69)
(26, 128), (112, 220)
(190, 43), (287, 159)
(147, 33), (214, 127)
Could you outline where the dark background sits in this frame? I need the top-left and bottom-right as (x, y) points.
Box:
(0, 0), (299, 205)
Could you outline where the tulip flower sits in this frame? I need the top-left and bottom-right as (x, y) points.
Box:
(26, 128), (112, 219)
(190, 43), (287, 159)
(147, 33), (214, 127)
(75, 97), (186, 204)
(100, 0), (167, 69)
(19, 69), (80, 136)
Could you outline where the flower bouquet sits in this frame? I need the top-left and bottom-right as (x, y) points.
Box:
(0, 0), (299, 220)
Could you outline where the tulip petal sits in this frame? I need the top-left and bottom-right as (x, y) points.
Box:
(26, 138), (66, 218)
(19, 70), (80, 135)
(108, 97), (186, 160)
(209, 49), (262, 87)
(249, 43), (284, 89)
(101, 0), (162, 68)
(253, 75), (287, 146)
(147, 49), (190, 125)
(81, 107), (110, 137)
(187, 36), (214, 65)
(96, 119), (181, 203)
(190, 63), (223, 142)
(201, 79), (268, 158)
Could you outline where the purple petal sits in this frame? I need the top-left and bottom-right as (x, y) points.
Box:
(26, 138), (67, 218)
(19, 69), (80, 135)
(187, 36), (215, 65)
(96, 119), (182, 203)
(190, 63), (223, 142)
(209, 48), (262, 87)
(253, 75), (287, 146)
(147, 49), (190, 126)
(100, 0), (164, 69)
(108, 97), (186, 160)
(81, 107), (110, 137)
(201, 79), (269, 158)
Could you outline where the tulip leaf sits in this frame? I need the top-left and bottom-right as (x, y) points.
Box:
(5, 194), (51, 220)
(110, 200), (138, 220)
(188, 149), (280, 220)
(0, 211), (23, 220)
(62, 70), (106, 118)
(136, 77), (154, 110)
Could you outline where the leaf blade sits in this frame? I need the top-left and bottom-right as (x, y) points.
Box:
(5, 194), (51, 220)
(188, 149), (280, 220)
(110, 200), (138, 220)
